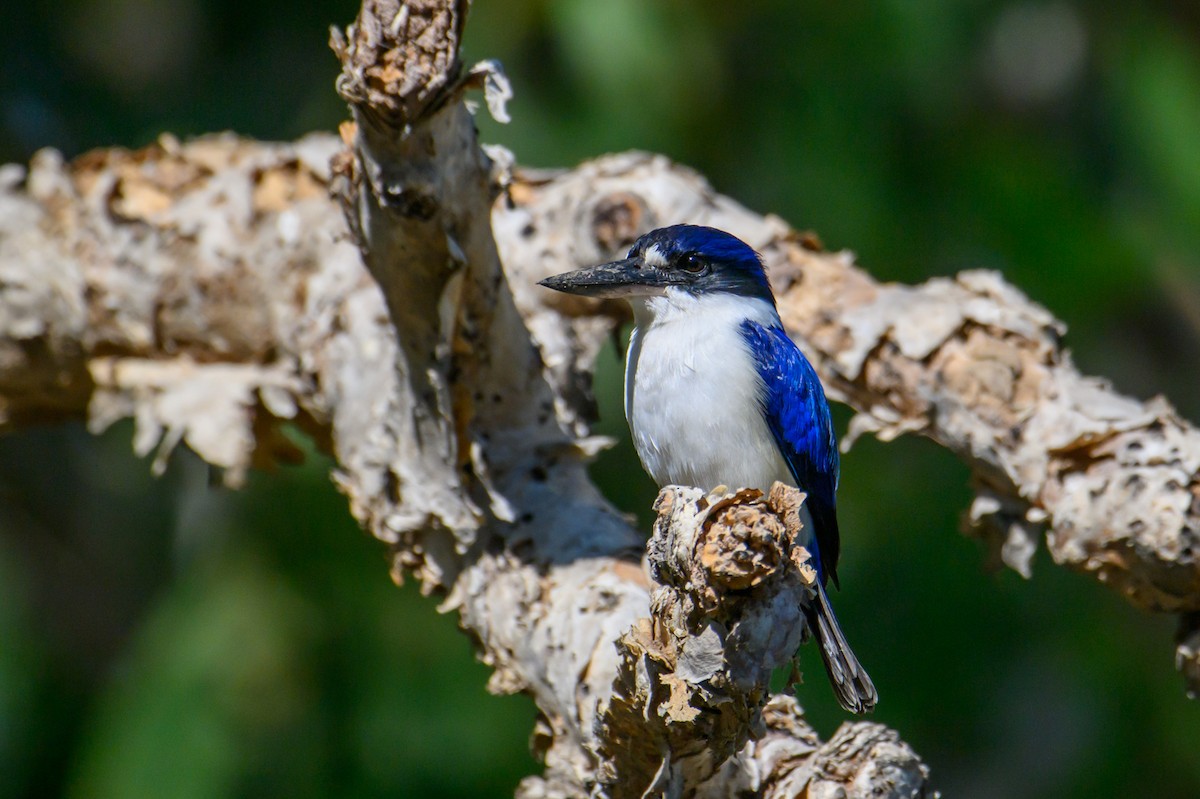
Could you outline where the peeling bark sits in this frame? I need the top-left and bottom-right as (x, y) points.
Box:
(598, 485), (813, 796)
(320, 3), (929, 793)
(1, 0), (1198, 794)
(493, 153), (1200, 621)
(490, 153), (1200, 688)
(3, 122), (1198, 789)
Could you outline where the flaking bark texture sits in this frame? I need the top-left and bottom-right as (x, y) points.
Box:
(330, 2), (657, 790)
(492, 152), (1200, 688)
(697, 695), (930, 799)
(598, 485), (811, 796)
(2, 126), (1197, 788)
(325, 4), (925, 793)
(588, 483), (931, 798)
(776, 260), (1200, 615)
(0, 135), (343, 479)
(0, 0), (1195, 792)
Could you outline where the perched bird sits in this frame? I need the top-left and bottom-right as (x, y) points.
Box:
(540, 224), (877, 714)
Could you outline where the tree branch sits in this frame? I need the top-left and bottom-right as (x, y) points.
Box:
(322, 3), (927, 794)
(1, 0), (1197, 793)
(491, 151), (1200, 689)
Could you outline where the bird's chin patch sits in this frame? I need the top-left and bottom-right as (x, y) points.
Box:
(630, 288), (694, 320)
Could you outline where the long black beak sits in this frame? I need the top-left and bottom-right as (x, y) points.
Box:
(539, 257), (673, 299)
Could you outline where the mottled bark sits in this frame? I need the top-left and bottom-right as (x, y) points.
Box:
(323, 2), (927, 794)
(2, 0), (1198, 795)
(494, 152), (1200, 693)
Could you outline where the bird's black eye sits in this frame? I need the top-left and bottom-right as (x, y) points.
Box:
(680, 253), (706, 273)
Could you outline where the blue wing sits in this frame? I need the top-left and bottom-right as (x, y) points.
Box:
(740, 320), (842, 588)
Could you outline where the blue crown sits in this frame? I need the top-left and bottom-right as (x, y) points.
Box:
(630, 225), (774, 302)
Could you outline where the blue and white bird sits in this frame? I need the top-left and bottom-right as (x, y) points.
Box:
(540, 224), (877, 714)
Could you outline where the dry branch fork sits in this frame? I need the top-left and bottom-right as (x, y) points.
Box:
(3, 0), (1200, 795)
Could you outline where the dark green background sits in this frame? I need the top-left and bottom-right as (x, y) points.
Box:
(2, 1), (1199, 797)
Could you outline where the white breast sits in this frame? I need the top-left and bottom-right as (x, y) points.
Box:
(624, 290), (793, 491)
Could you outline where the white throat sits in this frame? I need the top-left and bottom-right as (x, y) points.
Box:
(622, 288), (790, 491)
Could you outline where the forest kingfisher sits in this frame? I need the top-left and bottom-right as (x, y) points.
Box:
(539, 224), (877, 714)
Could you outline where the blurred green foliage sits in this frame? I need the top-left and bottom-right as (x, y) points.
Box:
(2, 1), (1200, 797)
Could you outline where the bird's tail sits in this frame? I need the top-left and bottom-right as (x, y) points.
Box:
(804, 581), (878, 714)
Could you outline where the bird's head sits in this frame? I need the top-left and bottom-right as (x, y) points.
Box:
(539, 225), (774, 305)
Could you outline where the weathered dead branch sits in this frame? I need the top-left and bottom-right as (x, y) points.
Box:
(2, 0), (1198, 794)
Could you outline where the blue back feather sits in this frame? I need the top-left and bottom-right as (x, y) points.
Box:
(740, 320), (842, 587)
